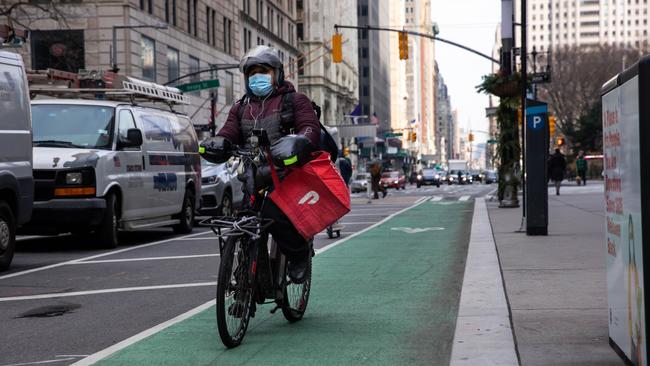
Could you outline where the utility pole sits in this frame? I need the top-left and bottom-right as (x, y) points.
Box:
(521, 0), (528, 220)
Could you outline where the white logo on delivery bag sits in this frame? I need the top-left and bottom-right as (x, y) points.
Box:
(298, 191), (320, 205)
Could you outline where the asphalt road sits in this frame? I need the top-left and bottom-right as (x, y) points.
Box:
(0, 183), (494, 366)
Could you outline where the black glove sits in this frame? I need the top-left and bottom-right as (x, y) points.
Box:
(200, 136), (232, 164)
(270, 134), (314, 167)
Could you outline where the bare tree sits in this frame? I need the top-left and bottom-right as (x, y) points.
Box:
(0, 0), (71, 30)
(538, 44), (644, 137)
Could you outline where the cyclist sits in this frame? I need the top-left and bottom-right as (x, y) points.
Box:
(201, 45), (320, 283)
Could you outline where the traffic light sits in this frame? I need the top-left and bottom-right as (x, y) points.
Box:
(517, 108), (522, 125)
(332, 33), (343, 63)
(398, 31), (408, 60)
(468, 133), (474, 142)
(411, 132), (417, 142)
(343, 147), (349, 156)
(556, 136), (565, 146)
(549, 115), (556, 137)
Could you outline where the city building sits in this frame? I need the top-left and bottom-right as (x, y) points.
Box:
(402, 0), (436, 158)
(357, 0), (391, 133)
(296, 0), (359, 127)
(389, 0), (409, 148)
(435, 65), (455, 165)
(4, 0), (243, 137)
(239, 0), (300, 87)
(524, 0), (650, 51)
(487, 23), (501, 169)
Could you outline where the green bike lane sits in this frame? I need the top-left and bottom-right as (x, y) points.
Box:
(90, 199), (474, 366)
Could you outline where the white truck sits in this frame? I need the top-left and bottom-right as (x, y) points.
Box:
(447, 160), (468, 172)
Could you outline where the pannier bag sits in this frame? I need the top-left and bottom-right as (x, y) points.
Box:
(269, 151), (350, 240)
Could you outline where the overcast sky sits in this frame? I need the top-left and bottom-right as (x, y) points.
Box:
(430, 0), (501, 142)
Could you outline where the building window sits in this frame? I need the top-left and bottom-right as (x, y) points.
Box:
(223, 17), (232, 54)
(165, 0), (170, 23)
(243, 0), (250, 13)
(268, 7), (274, 31)
(141, 36), (156, 81)
(189, 56), (200, 83)
(167, 47), (179, 84)
(298, 57), (304, 76)
(223, 71), (234, 104)
(31, 30), (85, 73)
(257, 0), (264, 21)
(193, 0), (198, 36)
(207, 5), (211, 44)
(243, 27), (249, 51)
(172, 0), (177, 26)
(297, 23), (303, 40)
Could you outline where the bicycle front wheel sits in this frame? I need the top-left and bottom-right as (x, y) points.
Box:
(216, 236), (253, 348)
(282, 252), (312, 322)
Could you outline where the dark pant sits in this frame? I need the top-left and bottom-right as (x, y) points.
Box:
(261, 200), (309, 262)
(577, 170), (586, 185)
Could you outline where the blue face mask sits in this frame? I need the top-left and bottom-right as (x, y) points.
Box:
(248, 73), (274, 97)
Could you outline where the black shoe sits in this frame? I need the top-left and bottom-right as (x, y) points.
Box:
(288, 258), (308, 284)
(382, 190), (387, 198)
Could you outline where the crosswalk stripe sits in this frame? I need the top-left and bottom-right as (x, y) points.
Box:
(459, 195), (471, 201)
(430, 196), (443, 202)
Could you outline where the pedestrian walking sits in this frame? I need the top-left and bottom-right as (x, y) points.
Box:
(369, 160), (386, 199)
(548, 148), (567, 195)
(337, 154), (352, 187)
(576, 150), (587, 186)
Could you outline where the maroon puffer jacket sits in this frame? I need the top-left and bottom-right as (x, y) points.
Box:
(217, 81), (320, 147)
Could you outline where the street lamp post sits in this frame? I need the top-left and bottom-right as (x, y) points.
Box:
(111, 23), (168, 73)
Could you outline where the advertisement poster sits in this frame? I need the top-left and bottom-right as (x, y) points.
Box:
(604, 75), (646, 365)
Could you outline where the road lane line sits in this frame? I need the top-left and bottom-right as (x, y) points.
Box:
(0, 282), (217, 302)
(0, 231), (211, 281)
(1, 358), (78, 366)
(70, 254), (220, 264)
(430, 196), (443, 202)
(74, 196), (432, 365)
(339, 221), (377, 225)
(72, 300), (215, 366)
(459, 195), (471, 201)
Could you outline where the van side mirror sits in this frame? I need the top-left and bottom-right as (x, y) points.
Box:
(118, 128), (143, 149)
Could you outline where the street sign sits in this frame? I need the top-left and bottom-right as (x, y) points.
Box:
(486, 139), (498, 144)
(177, 79), (220, 92)
(384, 132), (403, 137)
(531, 71), (551, 84)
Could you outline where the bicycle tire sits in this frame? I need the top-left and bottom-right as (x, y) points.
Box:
(281, 254), (312, 322)
(216, 236), (253, 348)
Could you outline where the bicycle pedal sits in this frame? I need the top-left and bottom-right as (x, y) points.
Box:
(270, 305), (281, 314)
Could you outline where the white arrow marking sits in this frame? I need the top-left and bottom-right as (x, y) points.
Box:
(390, 227), (445, 234)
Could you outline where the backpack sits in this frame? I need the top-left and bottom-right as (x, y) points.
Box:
(236, 92), (338, 162)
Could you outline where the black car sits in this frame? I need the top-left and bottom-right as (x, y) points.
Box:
(417, 169), (442, 188)
(482, 170), (498, 184)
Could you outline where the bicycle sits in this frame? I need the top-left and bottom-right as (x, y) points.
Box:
(201, 129), (313, 348)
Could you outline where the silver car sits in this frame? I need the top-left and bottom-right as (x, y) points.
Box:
(350, 173), (369, 193)
(199, 158), (243, 216)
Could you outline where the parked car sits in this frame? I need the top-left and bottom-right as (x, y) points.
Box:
(350, 172), (369, 193)
(199, 158), (243, 216)
(381, 171), (406, 190)
(0, 51), (33, 271)
(416, 168), (441, 188)
(482, 170), (498, 184)
(22, 94), (201, 248)
(449, 170), (473, 185)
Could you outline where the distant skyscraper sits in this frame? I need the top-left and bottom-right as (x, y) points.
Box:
(524, 0), (650, 51)
(357, 0), (391, 133)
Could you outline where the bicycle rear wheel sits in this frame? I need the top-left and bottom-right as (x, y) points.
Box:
(216, 236), (253, 348)
(281, 251), (312, 322)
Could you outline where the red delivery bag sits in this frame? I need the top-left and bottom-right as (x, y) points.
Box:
(269, 151), (351, 240)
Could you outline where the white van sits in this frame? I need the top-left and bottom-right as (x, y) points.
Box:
(22, 97), (201, 248)
(0, 51), (33, 270)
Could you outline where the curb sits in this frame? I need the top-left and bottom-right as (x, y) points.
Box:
(449, 198), (519, 365)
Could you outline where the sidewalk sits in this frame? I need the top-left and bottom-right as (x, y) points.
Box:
(486, 182), (623, 365)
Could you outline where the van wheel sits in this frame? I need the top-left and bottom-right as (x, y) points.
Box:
(0, 202), (15, 271)
(96, 193), (119, 249)
(174, 190), (195, 234)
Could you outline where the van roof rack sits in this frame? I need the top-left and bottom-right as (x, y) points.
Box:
(27, 69), (190, 106)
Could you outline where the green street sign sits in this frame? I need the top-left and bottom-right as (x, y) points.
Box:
(177, 79), (220, 92)
(384, 132), (403, 137)
(487, 139), (498, 144)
